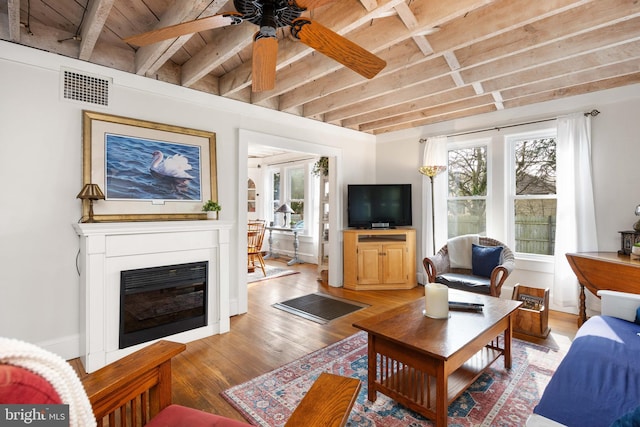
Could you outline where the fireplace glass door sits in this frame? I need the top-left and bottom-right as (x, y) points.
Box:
(120, 261), (208, 348)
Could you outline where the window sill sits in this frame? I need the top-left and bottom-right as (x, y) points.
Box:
(514, 253), (555, 273)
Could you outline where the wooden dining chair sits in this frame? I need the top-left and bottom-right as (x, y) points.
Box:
(248, 220), (267, 276)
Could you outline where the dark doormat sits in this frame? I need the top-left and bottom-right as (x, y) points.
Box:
(273, 293), (369, 324)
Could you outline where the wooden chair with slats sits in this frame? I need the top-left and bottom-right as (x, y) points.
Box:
(248, 220), (267, 276)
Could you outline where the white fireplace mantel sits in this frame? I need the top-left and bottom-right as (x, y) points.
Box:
(73, 220), (233, 373)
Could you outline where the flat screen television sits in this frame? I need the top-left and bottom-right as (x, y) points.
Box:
(347, 184), (412, 229)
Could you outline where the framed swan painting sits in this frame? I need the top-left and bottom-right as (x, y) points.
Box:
(81, 111), (217, 222)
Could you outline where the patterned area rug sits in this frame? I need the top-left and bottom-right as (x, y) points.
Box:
(222, 331), (565, 426)
(248, 265), (299, 284)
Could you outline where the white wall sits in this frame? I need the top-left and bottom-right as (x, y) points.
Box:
(377, 83), (640, 313)
(0, 41), (375, 359)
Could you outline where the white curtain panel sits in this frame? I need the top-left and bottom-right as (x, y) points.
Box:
(553, 113), (598, 308)
(421, 136), (448, 258)
(422, 135), (448, 166)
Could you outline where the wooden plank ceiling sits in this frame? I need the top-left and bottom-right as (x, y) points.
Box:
(1, 0), (639, 134)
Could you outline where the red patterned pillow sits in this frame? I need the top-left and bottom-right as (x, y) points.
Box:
(0, 365), (62, 404)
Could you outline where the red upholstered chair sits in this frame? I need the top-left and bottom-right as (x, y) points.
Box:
(0, 364), (62, 404)
(0, 340), (245, 427)
(1, 340), (360, 427)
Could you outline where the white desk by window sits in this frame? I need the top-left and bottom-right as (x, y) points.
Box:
(265, 226), (304, 265)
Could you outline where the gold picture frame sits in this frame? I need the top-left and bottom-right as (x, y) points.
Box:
(81, 110), (217, 222)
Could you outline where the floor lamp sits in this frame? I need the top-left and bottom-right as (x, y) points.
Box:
(419, 136), (447, 255)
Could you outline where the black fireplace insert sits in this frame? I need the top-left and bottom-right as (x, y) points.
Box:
(119, 261), (208, 349)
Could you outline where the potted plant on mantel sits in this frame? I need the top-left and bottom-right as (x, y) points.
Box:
(202, 200), (221, 220)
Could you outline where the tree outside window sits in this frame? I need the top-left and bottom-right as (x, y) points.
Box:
(447, 145), (488, 237)
(513, 137), (557, 255)
(444, 132), (557, 256)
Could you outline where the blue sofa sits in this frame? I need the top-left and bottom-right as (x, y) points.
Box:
(528, 291), (640, 427)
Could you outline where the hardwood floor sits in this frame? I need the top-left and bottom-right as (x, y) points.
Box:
(73, 259), (579, 423)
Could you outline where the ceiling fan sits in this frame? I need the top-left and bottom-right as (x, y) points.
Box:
(123, 0), (387, 92)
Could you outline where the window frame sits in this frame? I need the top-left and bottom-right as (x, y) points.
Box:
(266, 160), (315, 235)
(505, 128), (558, 260)
(445, 138), (492, 239)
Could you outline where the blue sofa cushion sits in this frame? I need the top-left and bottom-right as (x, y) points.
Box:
(533, 316), (640, 427)
(471, 244), (503, 278)
(436, 273), (491, 295)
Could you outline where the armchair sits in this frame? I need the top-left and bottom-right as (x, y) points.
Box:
(423, 236), (515, 297)
(1, 339), (360, 427)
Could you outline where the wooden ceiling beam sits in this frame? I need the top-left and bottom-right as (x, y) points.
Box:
(394, 1), (434, 56)
(312, 1), (637, 126)
(277, 29), (426, 111)
(279, 0), (500, 111)
(502, 59), (640, 101)
(504, 73), (640, 109)
(303, 56), (452, 117)
(78, 0), (115, 61)
(346, 48), (640, 131)
(373, 105), (497, 134)
(285, 0), (589, 116)
(182, 24), (256, 88)
(342, 48), (639, 129)
(460, 16), (640, 83)
(425, 0), (593, 53)
(340, 85), (477, 126)
(455, 0), (640, 69)
(6, 0), (20, 42)
(484, 39), (640, 93)
(358, 93), (495, 132)
(131, 1), (226, 76)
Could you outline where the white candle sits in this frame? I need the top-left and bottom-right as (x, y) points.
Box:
(425, 283), (449, 319)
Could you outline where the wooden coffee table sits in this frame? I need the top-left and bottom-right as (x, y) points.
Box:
(353, 289), (521, 427)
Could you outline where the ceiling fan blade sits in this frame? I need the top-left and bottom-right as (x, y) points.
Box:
(252, 36), (279, 92)
(123, 12), (243, 46)
(292, 0), (338, 10)
(291, 19), (386, 79)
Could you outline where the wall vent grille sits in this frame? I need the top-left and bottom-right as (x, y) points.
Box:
(61, 68), (111, 106)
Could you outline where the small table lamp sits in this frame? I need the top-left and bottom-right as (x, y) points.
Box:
(77, 183), (105, 223)
(275, 203), (295, 227)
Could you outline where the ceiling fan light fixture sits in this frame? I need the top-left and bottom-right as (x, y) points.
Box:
(259, 26), (277, 37)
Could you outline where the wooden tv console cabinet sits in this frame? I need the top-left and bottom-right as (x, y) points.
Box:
(343, 228), (416, 290)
